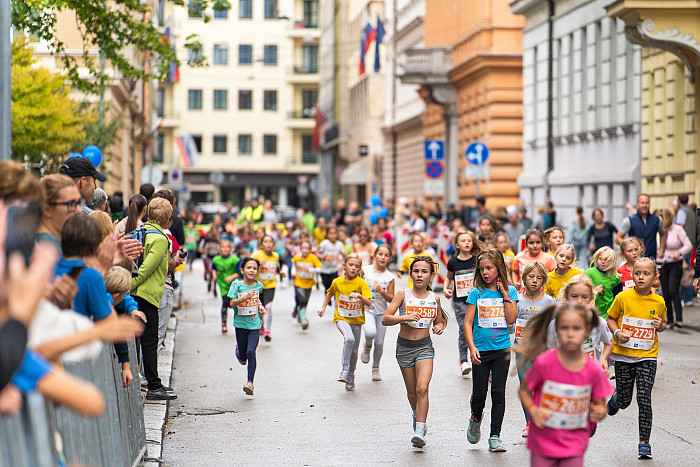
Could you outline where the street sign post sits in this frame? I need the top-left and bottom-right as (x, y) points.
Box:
(168, 168), (183, 188)
(425, 161), (444, 179)
(140, 163), (164, 186)
(464, 141), (490, 198)
(424, 180), (444, 195)
(424, 140), (445, 160)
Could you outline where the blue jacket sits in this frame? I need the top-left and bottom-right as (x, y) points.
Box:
(629, 211), (661, 259)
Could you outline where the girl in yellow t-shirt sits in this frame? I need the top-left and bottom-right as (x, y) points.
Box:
(605, 257), (667, 459)
(291, 240), (322, 330)
(544, 244), (582, 300)
(399, 233), (435, 288)
(317, 254), (371, 391)
(251, 235), (285, 342)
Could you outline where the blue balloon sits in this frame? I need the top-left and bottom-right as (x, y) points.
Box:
(379, 207), (388, 218)
(68, 153), (82, 159)
(82, 145), (102, 168)
(370, 213), (379, 225)
(371, 194), (381, 207)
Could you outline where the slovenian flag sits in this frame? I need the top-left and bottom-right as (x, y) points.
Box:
(374, 17), (385, 72)
(163, 22), (180, 83)
(175, 135), (199, 168)
(359, 11), (376, 76)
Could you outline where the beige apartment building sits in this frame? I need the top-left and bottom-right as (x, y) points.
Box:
(158, 0), (320, 206)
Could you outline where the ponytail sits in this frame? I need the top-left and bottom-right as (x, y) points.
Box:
(513, 304), (558, 363)
(125, 193), (147, 234)
(576, 206), (585, 230)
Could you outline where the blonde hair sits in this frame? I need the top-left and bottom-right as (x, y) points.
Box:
(454, 230), (484, 257)
(521, 261), (549, 287)
(619, 237), (643, 261)
(104, 266), (132, 294)
(89, 211), (114, 239)
(632, 257), (658, 278)
(148, 197), (173, 227)
(590, 246), (618, 276)
(344, 253), (362, 265)
(560, 274), (596, 301)
(553, 243), (580, 269)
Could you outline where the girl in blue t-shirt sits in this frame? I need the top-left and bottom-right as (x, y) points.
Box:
(465, 248), (518, 453)
(228, 257), (265, 396)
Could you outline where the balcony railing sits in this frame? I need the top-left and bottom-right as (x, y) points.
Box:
(290, 65), (318, 74)
(287, 107), (316, 119)
(291, 19), (318, 29)
(399, 47), (453, 85)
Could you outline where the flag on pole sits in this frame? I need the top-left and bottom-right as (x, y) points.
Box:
(175, 135), (199, 168)
(312, 108), (329, 151)
(162, 20), (180, 83)
(359, 11), (376, 76)
(374, 17), (385, 72)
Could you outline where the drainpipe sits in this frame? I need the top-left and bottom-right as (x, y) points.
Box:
(546, 0), (554, 203)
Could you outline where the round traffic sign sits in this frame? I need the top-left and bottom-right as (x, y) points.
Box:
(209, 172), (225, 185)
(425, 161), (444, 179)
(140, 163), (163, 185)
(465, 141), (489, 165)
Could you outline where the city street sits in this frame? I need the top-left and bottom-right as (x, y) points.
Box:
(164, 265), (700, 466)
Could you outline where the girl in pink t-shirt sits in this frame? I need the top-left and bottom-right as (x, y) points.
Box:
(512, 229), (556, 290)
(516, 302), (612, 466)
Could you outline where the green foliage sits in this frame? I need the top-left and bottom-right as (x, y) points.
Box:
(11, 35), (88, 171)
(11, 0), (230, 93)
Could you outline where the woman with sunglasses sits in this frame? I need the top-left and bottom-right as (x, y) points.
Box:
(36, 174), (82, 255)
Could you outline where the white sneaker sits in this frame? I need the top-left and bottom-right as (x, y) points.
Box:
(461, 361), (472, 376)
(361, 345), (371, 364)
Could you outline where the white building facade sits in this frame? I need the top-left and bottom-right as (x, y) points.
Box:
(158, 0), (320, 206)
(511, 0), (642, 227)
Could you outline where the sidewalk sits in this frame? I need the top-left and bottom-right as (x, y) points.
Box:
(680, 300), (700, 331)
(142, 314), (177, 467)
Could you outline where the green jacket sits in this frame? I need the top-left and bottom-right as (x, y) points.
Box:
(131, 222), (170, 307)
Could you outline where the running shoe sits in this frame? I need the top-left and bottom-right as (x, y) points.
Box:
(488, 436), (507, 452)
(676, 322), (684, 328)
(221, 323), (228, 334)
(345, 375), (355, 391)
(411, 431), (426, 448)
(412, 412), (416, 432)
(264, 331), (271, 342)
(361, 345), (371, 364)
(292, 306), (298, 319)
(235, 347), (247, 365)
(372, 367), (381, 381)
(638, 443), (652, 459)
(301, 320), (309, 330)
(522, 422), (529, 438)
(467, 414), (481, 444)
(607, 392), (620, 416)
(337, 370), (349, 383)
(461, 361), (472, 376)
(609, 364), (616, 380)
(243, 381), (254, 395)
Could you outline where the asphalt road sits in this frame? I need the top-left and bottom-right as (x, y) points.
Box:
(163, 265), (700, 466)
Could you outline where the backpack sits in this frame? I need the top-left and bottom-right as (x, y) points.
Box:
(127, 226), (169, 271)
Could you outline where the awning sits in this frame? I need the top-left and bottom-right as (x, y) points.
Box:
(339, 159), (368, 185)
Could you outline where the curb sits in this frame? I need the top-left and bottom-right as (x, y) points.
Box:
(141, 315), (177, 466)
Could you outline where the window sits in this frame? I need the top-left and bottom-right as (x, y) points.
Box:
(239, 0), (252, 19)
(238, 44), (252, 65)
(192, 135), (202, 153)
(155, 133), (164, 163)
(214, 6), (228, 18)
(264, 0), (277, 19)
(188, 47), (202, 65)
(238, 134), (252, 155)
(301, 89), (317, 112)
(188, 89), (202, 110)
(263, 90), (277, 110)
(302, 45), (318, 73)
(263, 134), (277, 155)
(213, 89), (228, 110)
(238, 90), (252, 110)
(157, 0), (165, 26)
(213, 135), (227, 154)
(263, 45), (277, 66)
(303, 0), (318, 28)
(301, 134), (316, 163)
(213, 44), (228, 65)
(156, 88), (164, 117)
(189, 0), (204, 18)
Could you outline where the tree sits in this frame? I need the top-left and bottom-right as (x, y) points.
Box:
(12, 0), (230, 94)
(11, 35), (90, 172)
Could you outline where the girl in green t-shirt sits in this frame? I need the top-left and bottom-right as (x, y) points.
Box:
(585, 246), (622, 318)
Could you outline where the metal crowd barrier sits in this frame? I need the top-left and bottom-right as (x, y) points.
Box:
(0, 340), (146, 467)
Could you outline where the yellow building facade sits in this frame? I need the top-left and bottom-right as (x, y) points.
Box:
(608, 1), (700, 207)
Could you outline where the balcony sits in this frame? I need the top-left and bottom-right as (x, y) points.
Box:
(287, 20), (320, 39)
(398, 47), (453, 86)
(286, 108), (316, 129)
(286, 65), (320, 84)
(158, 110), (181, 129)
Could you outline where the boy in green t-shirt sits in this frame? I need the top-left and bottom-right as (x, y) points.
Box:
(212, 240), (241, 333)
(184, 220), (200, 270)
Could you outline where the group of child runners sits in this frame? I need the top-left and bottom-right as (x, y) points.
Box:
(196, 218), (668, 465)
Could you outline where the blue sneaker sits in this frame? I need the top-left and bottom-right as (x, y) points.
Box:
(488, 435), (507, 452)
(411, 430), (426, 448)
(607, 393), (620, 416)
(467, 414), (481, 444)
(638, 443), (652, 459)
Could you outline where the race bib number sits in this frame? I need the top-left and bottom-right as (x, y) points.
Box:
(619, 315), (655, 351)
(454, 272), (475, 298)
(541, 381), (591, 430)
(324, 254), (339, 264)
(404, 304), (437, 329)
(237, 291), (260, 316)
(623, 280), (635, 290)
(582, 337), (595, 359)
(338, 294), (362, 318)
(514, 317), (529, 342)
(259, 262), (277, 281)
(296, 262), (314, 279)
(477, 298), (507, 328)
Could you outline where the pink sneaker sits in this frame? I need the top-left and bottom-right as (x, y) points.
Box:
(243, 381), (254, 395)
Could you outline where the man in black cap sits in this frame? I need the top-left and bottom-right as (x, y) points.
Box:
(59, 157), (106, 214)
